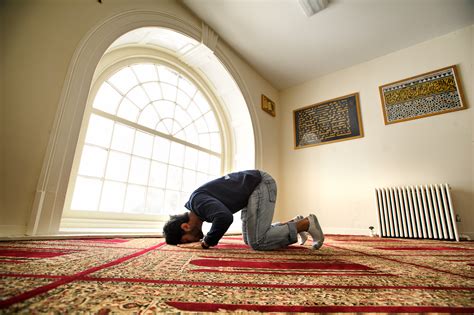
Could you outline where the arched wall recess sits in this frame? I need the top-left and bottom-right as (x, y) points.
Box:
(27, 9), (261, 236)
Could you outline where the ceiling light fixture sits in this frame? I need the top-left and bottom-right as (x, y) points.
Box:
(298, 0), (329, 17)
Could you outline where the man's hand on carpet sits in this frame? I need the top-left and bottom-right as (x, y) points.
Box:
(178, 242), (207, 249)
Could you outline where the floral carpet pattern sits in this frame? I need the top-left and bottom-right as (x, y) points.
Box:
(0, 235), (473, 313)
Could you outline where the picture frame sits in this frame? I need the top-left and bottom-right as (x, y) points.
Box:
(261, 94), (276, 117)
(379, 65), (467, 125)
(293, 92), (363, 149)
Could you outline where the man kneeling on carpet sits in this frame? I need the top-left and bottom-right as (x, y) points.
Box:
(163, 170), (324, 251)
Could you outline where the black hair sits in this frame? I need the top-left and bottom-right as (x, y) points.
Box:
(162, 212), (190, 245)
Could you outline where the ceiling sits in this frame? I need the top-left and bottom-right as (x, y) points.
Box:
(182, 0), (474, 90)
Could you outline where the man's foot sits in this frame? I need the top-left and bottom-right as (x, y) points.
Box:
(307, 214), (324, 250)
(293, 215), (308, 245)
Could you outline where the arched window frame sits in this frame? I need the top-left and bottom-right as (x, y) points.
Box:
(27, 10), (260, 237)
(60, 46), (233, 233)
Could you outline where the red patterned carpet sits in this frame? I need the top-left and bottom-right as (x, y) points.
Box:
(0, 235), (473, 313)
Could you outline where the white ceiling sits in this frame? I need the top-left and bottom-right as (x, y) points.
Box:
(182, 0), (474, 90)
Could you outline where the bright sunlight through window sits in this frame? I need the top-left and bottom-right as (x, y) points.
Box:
(70, 63), (222, 216)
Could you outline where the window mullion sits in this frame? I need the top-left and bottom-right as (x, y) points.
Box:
(91, 108), (220, 157)
(106, 77), (141, 113)
(122, 130), (137, 214)
(173, 109), (210, 141)
(96, 122), (116, 213)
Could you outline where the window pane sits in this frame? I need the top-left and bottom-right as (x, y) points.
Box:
(174, 130), (186, 142)
(174, 107), (192, 128)
(71, 176), (102, 211)
(161, 83), (177, 101)
(178, 77), (196, 99)
(176, 90), (191, 109)
(184, 146), (198, 169)
(127, 86), (150, 109)
(182, 125), (199, 145)
(105, 151), (130, 182)
(164, 190), (180, 214)
(132, 63), (158, 83)
(180, 192), (189, 210)
(197, 151), (209, 173)
(171, 120), (183, 136)
(199, 133), (211, 150)
(108, 67), (139, 94)
(137, 105), (159, 130)
(129, 156), (150, 185)
(85, 114), (114, 148)
(78, 145), (108, 177)
(142, 82), (162, 101)
(123, 184), (146, 213)
(110, 123), (134, 153)
(169, 142), (185, 167)
(93, 82), (122, 114)
(204, 111), (219, 132)
(154, 100), (175, 119)
(133, 130), (153, 158)
(196, 172), (209, 187)
(209, 155), (221, 176)
(194, 91), (211, 113)
(210, 133), (221, 153)
(187, 102), (202, 120)
(149, 161), (167, 188)
(156, 121), (170, 135)
(194, 116), (209, 133)
(161, 118), (174, 135)
(152, 136), (170, 162)
(166, 166), (182, 190)
(146, 187), (165, 214)
(100, 181), (126, 212)
(158, 66), (178, 85)
(117, 98), (139, 123)
(182, 169), (196, 192)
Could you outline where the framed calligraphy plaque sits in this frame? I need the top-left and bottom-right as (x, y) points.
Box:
(379, 65), (467, 125)
(261, 94), (276, 117)
(293, 93), (363, 149)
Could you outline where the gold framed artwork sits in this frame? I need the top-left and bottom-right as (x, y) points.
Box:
(379, 65), (467, 125)
(261, 94), (276, 117)
(293, 93), (363, 149)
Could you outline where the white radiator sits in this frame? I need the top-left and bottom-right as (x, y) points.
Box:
(375, 184), (459, 241)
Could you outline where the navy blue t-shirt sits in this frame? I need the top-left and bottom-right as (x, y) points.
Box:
(184, 170), (262, 246)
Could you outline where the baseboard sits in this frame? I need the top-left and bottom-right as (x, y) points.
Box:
(459, 231), (474, 241)
(323, 227), (371, 236)
(0, 225), (27, 237)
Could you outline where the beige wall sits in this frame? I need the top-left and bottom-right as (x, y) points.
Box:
(0, 0), (279, 235)
(215, 39), (281, 181)
(279, 26), (473, 236)
(0, 2), (5, 224)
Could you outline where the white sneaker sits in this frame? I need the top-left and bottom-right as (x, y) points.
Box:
(307, 214), (324, 250)
(293, 215), (308, 245)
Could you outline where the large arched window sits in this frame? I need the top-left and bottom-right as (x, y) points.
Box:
(60, 47), (232, 234)
(69, 62), (222, 217)
(27, 23), (256, 236)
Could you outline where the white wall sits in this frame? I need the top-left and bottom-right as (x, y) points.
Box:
(278, 26), (473, 237)
(0, 0), (279, 236)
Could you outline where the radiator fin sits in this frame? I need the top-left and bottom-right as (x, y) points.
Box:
(375, 184), (459, 241)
